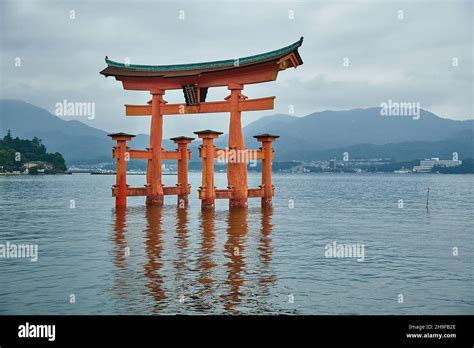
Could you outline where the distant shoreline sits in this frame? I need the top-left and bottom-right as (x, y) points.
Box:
(2, 171), (472, 177)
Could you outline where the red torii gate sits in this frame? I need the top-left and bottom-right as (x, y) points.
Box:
(101, 38), (303, 209)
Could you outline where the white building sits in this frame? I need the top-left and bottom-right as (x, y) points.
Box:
(413, 158), (462, 173)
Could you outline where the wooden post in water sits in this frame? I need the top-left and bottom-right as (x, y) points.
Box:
(227, 83), (248, 209)
(254, 134), (279, 207)
(426, 187), (430, 210)
(195, 130), (222, 210)
(171, 136), (194, 208)
(147, 89), (165, 206)
(108, 132), (135, 207)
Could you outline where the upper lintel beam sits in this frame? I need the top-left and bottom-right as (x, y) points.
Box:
(125, 96), (275, 116)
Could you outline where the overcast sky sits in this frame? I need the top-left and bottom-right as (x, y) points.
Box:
(1, 0), (472, 137)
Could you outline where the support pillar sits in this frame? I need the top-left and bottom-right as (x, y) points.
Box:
(227, 83), (248, 208)
(195, 130), (222, 210)
(147, 89), (165, 205)
(254, 134), (279, 207)
(171, 136), (194, 208)
(108, 132), (136, 207)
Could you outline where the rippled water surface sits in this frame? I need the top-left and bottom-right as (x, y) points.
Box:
(0, 173), (472, 314)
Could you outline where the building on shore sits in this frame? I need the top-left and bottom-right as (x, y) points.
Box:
(413, 157), (462, 173)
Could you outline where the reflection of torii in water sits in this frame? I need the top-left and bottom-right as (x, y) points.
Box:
(112, 206), (168, 312)
(194, 208), (276, 313)
(194, 210), (217, 311)
(256, 207), (277, 312)
(173, 207), (191, 308)
(111, 206), (130, 302)
(143, 205), (166, 310)
(112, 207), (275, 313)
(223, 209), (249, 313)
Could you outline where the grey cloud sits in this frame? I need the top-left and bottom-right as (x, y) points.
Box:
(0, 0), (472, 138)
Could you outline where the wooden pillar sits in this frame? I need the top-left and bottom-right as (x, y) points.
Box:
(147, 89), (165, 205)
(254, 134), (279, 207)
(227, 83), (248, 208)
(171, 136), (194, 208)
(195, 130), (222, 210)
(108, 132), (135, 207)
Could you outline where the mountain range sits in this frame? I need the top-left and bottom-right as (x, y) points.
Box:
(240, 108), (473, 161)
(0, 99), (472, 164)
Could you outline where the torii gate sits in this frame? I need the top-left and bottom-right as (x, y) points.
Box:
(101, 37), (303, 209)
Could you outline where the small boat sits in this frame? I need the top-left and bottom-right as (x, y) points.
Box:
(393, 167), (412, 174)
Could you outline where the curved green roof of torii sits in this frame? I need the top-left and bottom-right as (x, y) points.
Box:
(103, 37), (303, 73)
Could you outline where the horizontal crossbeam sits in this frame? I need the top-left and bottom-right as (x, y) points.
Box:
(125, 96), (275, 116)
(198, 187), (269, 200)
(112, 185), (184, 197)
(128, 149), (151, 160)
(112, 149), (181, 160)
(213, 148), (264, 160)
(161, 150), (180, 160)
(198, 148), (270, 161)
(112, 186), (147, 197)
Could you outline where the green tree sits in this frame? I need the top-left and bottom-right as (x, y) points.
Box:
(0, 133), (67, 173)
(0, 149), (13, 171)
(4, 129), (13, 142)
